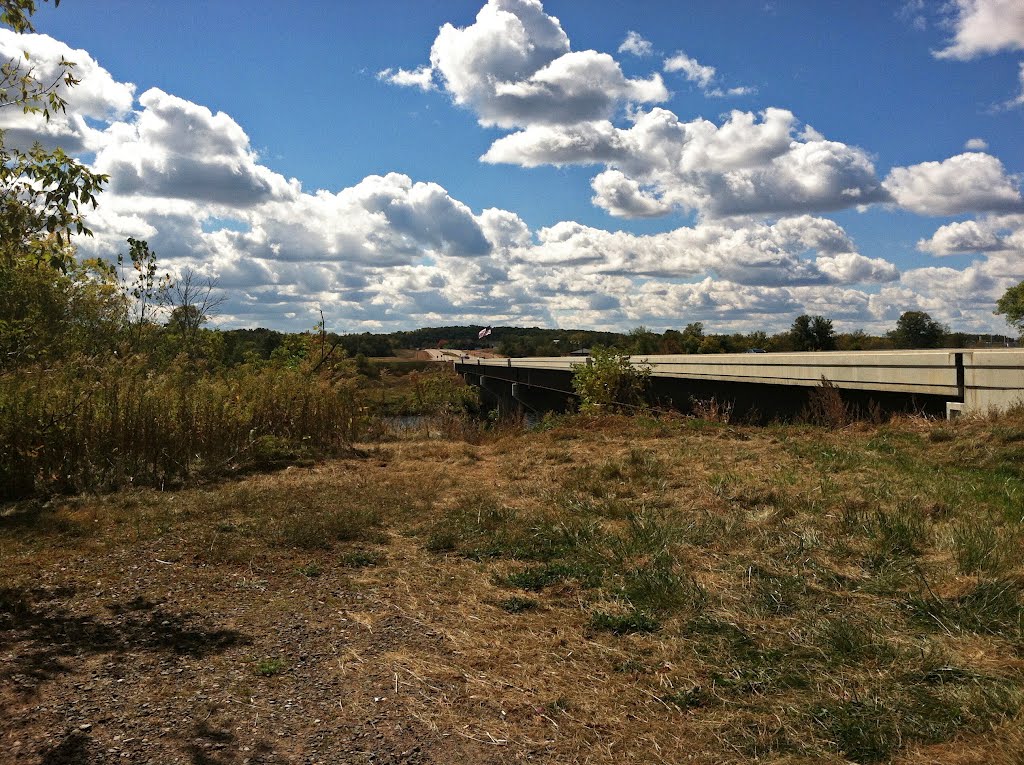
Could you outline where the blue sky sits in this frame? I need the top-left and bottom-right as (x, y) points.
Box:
(5, 0), (1024, 334)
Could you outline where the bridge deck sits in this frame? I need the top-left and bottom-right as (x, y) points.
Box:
(458, 349), (1024, 412)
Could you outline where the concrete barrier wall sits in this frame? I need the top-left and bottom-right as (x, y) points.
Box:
(465, 349), (1024, 413)
(963, 350), (1024, 411)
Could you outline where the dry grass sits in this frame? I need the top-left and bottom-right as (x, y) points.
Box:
(3, 411), (1024, 764)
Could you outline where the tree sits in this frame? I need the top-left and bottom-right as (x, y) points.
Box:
(661, 329), (683, 354)
(118, 238), (170, 349)
(995, 280), (1024, 336)
(2, 1), (56, 34)
(680, 322), (704, 354)
(1, 0), (107, 266)
(166, 267), (225, 355)
(0, 236), (124, 366)
(790, 314), (836, 351)
(698, 335), (725, 354)
(628, 325), (659, 355)
(888, 311), (947, 349)
(744, 330), (770, 351)
(790, 315), (813, 351)
(812, 316), (836, 351)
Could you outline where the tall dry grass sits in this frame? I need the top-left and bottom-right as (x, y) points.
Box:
(0, 358), (367, 500)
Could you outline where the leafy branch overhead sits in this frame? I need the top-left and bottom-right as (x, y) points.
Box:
(1, 1), (75, 121)
(0, 1), (58, 34)
(1, 0), (107, 265)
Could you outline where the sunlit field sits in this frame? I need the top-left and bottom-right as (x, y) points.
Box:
(4, 408), (1024, 764)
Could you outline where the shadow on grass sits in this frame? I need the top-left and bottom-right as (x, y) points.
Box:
(0, 586), (248, 694)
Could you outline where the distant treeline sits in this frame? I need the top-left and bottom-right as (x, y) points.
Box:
(217, 325), (627, 364)
(218, 316), (1018, 363)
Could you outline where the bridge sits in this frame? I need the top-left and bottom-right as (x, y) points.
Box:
(454, 349), (1024, 419)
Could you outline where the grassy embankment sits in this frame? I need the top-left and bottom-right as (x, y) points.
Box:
(2, 393), (1024, 763)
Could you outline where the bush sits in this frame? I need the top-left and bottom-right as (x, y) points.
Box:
(571, 347), (650, 413)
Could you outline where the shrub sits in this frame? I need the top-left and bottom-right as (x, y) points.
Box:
(802, 378), (850, 427)
(571, 347), (650, 413)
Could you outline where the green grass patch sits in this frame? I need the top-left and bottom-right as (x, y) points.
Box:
(255, 658), (287, 677)
(340, 549), (386, 568)
(909, 578), (1024, 637)
(588, 610), (661, 635)
(497, 596), (540, 614)
(494, 561), (599, 591)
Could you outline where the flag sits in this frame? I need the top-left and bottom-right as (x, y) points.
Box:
(478, 326), (492, 339)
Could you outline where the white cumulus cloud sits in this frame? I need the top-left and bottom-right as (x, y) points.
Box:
(0, 30), (135, 152)
(664, 51), (716, 89)
(484, 107), (886, 218)
(590, 170), (671, 218)
(8, 8), (1024, 334)
(917, 214), (1024, 255)
(934, 0), (1024, 60)
(376, 66), (435, 91)
(618, 31), (653, 57)
(417, 0), (667, 128)
(883, 152), (1024, 215)
(93, 88), (298, 207)
(1005, 61), (1024, 108)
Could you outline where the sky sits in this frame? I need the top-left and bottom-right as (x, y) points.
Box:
(2, 0), (1024, 335)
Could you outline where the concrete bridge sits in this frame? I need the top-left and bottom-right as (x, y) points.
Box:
(454, 349), (1024, 419)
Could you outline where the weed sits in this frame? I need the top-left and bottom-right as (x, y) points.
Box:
(910, 578), (1024, 637)
(661, 686), (709, 710)
(255, 658), (286, 677)
(625, 447), (667, 481)
(950, 519), (1010, 575)
(0, 505), (92, 540)
(422, 492), (515, 557)
(620, 555), (704, 614)
(812, 680), (1021, 764)
(0, 360), (368, 501)
(425, 528), (458, 553)
(873, 506), (928, 557)
(340, 550), (385, 568)
(860, 557), (918, 596)
(689, 396), (733, 423)
(588, 610), (661, 635)
(728, 716), (800, 759)
(802, 379), (850, 428)
(746, 565), (807, 615)
(279, 506), (382, 550)
(494, 562), (597, 591)
(497, 596), (540, 614)
(571, 347), (650, 413)
(296, 562), (322, 578)
(928, 427), (955, 443)
(812, 696), (899, 763)
(813, 618), (893, 666)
